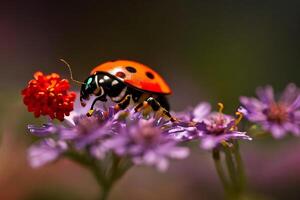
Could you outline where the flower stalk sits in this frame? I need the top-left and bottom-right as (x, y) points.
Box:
(223, 146), (238, 191)
(232, 141), (246, 193)
(212, 149), (229, 192)
(212, 141), (247, 200)
(65, 150), (131, 200)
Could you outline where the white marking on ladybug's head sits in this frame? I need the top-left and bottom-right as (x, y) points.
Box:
(95, 75), (99, 88)
(99, 79), (104, 84)
(111, 80), (118, 86)
(104, 75), (110, 80)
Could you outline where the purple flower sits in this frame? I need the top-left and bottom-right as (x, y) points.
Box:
(103, 118), (190, 172)
(27, 95), (189, 171)
(169, 102), (211, 141)
(27, 108), (124, 166)
(60, 108), (122, 149)
(198, 112), (251, 150)
(170, 103), (251, 150)
(26, 93), (125, 165)
(240, 83), (300, 138)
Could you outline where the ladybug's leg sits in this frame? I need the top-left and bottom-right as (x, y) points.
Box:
(87, 95), (131, 116)
(114, 95), (131, 111)
(87, 96), (107, 116)
(87, 97), (102, 116)
(135, 97), (175, 122)
(134, 101), (145, 112)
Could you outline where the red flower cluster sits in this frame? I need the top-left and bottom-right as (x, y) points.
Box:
(22, 72), (76, 121)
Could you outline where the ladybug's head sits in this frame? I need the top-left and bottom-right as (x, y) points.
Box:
(80, 72), (127, 106)
(80, 74), (105, 106)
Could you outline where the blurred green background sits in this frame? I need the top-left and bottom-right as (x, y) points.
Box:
(1, 1), (300, 199)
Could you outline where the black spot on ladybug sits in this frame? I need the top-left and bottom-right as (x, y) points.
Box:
(116, 71), (126, 78)
(125, 66), (137, 73)
(146, 72), (155, 79)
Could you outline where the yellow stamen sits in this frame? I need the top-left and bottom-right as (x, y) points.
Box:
(218, 102), (224, 113)
(235, 111), (243, 126)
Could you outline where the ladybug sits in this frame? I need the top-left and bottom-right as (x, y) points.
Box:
(75, 60), (173, 120)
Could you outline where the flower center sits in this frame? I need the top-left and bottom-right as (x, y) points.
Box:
(206, 114), (228, 135)
(76, 116), (101, 135)
(204, 103), (240, 135)
(266, 103), (288, 124)
(133, 126), (161, 145)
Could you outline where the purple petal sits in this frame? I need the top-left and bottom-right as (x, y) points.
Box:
(294, 111), (300, 122)
(90, 143), (108, 159)
(156, 157), (169, 172)
(28, 124), (56, 136)
(270, 124), (286, 139)
(59, 128), (78, 140)
(240, 96), (265, 111)
(137, 151), (170, 172)
(108, 106), (115, 118)
(238, 106), (248, 116)
(143, 151), (158, 165)
(239, 97), (267, 122)
(168, 126), (197, 139)
(168, 147), (190, 159)
(102, 136), (129, 155)
(28, 139), (67, 168)
(256, 85), (275, 104)
(288, 95), (300, 111)
(201, 136), (219, 150)
(75, 127), (108, 149)
(280, 83), (299, 104)
(193, 102), (211, 122)
(283, 122), (300, 136)
(200, 132), (252, 150)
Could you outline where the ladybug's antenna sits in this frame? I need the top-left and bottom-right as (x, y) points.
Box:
(60, 59), (85, 85)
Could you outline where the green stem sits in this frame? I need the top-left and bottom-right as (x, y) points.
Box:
(91, 161), (108, 190)
(212, 149), (230, 194)
(100, 184), (111, 200)
(232, 141), (246, 193)
(223, 146), (238, 190)
(112, 158), (133, 182)
(65, 151), (110, 199)
(65, 151), (132, 200)
(212, 141), (248, 200)
(96, 156), (132, 200)
(65, 151), (107, 186)
(110, 154), (121, 182)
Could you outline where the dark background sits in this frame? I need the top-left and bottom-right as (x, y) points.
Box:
(1, 1), (300, 199)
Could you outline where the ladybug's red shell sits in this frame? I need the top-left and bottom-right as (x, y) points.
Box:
(91, 60), (172, 95)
